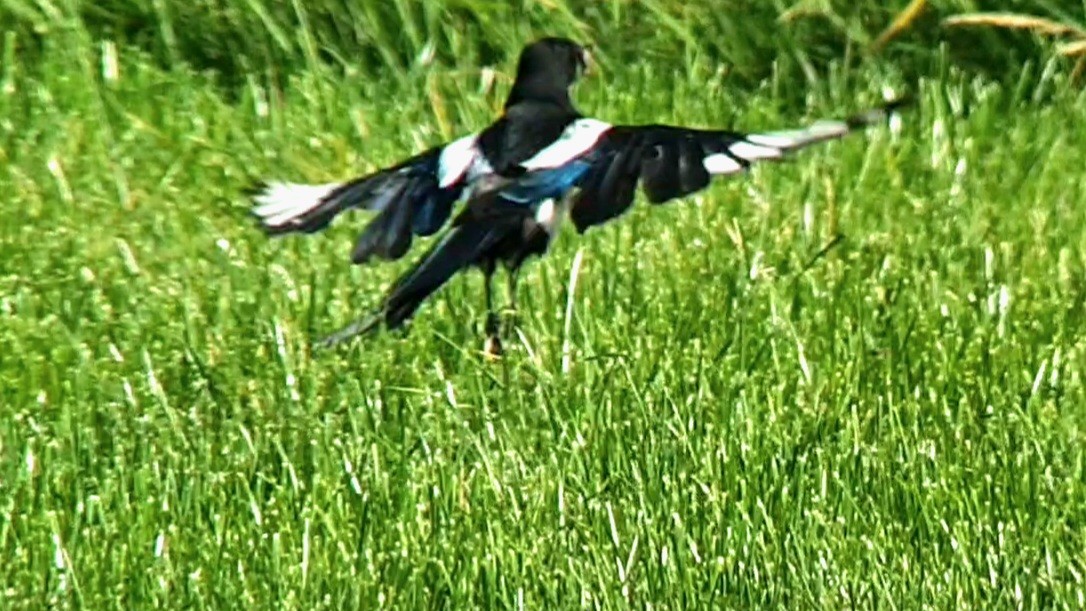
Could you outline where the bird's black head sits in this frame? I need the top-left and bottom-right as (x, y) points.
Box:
(505, 37), (591, 111)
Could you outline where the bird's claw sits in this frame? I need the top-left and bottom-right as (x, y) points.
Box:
(483, 334), (503, 359)
(483, 312), (503, 359)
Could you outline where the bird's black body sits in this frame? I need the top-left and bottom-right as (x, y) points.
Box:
(251, 36), (907, 354)
(476, 103), (580, 175)
(337, 103), (579, 267)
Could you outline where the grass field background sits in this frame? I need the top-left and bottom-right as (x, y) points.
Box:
(3, 0), (1086, 608)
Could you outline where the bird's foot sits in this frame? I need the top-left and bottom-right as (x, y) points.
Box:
(483, 334), (503, 360)
(483, 312), (503, 360)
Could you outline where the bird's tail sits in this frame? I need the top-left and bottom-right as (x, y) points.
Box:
(381, 223), (503, 328)
(317, 220), (508, 348)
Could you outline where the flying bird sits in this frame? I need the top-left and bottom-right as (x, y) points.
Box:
(251, 37), (907, 355)
(252, 38), (591, 264)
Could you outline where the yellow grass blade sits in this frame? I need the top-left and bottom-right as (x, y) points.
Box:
(943, 13), (1086, 38)
(1057, 40), (1086, 57)
(872, 0), (929, 53)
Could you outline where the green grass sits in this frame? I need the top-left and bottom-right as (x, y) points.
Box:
(4, 4), (1086, 609)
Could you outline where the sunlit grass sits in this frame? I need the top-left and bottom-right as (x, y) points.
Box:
(3, 5), (1086, 609)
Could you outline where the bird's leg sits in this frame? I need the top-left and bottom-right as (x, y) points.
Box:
(482, 263), (502, 358)
(504, 268), (521, 334)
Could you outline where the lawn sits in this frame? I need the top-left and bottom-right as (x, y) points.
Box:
(3, 2), (1086, 608)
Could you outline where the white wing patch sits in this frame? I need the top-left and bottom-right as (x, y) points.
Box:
(703, 117), (859, 174)
(520, 118), (612, 171)
(437, 133), (481, 188)
(747, 120), (849, 151)
(252, 181), (342, 227)
(728, 141), (784, 162)
(534, 197), (571, 238)
(702, 154), (744, 175)
(535, 198), (557, 224)
(744, 133), (799, 149)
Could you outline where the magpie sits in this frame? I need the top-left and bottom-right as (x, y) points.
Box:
(251, 37), (908, 355)
(252, 37), (591, 264)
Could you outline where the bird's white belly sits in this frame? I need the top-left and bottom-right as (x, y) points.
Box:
(535, 196), (571, 239)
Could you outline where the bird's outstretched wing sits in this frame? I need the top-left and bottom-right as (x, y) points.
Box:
(570, 98), (910, 231)
(492, 98), (910, 232)
(250, 133), (487, 263)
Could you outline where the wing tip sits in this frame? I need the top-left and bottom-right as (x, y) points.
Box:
(243, 179), (269, 199)
(845, 93), (915, 130)
(247, 180), (290, 235)
(248, 180), (344, 235)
